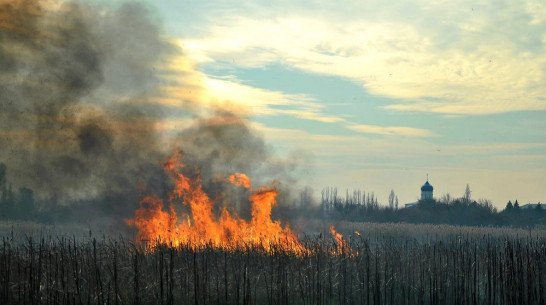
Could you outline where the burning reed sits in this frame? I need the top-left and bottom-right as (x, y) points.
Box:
(1, 225), (544, 305)
(126, 148), (311, 255)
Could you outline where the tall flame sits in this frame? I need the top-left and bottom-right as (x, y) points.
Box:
(330, 225), (356, 256)
(126, 149), (308, 255)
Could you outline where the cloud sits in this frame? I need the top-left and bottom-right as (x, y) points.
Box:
(159, 48), (346, 123)
(202, 75), (344, 122)
(178, 0), (546, 115)
(160, 54), (437, 138)
(251, 123), (434, 158)
(251, 122), (546, 167)
(347, 124), (434, 137)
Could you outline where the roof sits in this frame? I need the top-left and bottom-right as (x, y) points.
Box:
(521, 203), (543, 210)
(405, 202), (418, 208)
(421, 180), (433, 191)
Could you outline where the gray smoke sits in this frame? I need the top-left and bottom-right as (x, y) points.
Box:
(173, 112), (313, 219)
(0, 0), (312, 226)
(0, 0), (172, 203)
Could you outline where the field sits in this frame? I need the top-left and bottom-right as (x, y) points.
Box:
(1, 221), (545, 305)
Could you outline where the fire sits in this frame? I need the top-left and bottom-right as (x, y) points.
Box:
(126, 149), (308, 255)
(330, 225), (356, 256)
(227, 173), (251, 189)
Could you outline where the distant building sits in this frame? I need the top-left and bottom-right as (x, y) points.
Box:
(520, 203), (543, 210)
(421, 179), (433, 200)
(405, 177), (435, 208)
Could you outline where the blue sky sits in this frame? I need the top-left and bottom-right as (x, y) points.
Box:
(91, 0), (546, 207)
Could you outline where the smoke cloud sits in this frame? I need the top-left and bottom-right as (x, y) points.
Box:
(0, 0), (173, 203)
(0, 0), (309, 225)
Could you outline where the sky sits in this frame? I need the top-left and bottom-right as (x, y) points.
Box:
(63, 0), (546, 207)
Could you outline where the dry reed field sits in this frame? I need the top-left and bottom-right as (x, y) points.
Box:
(1, 222), (545, 305)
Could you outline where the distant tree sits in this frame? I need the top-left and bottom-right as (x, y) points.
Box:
(505, 200), (513, 211)
(463, 184), (472, 204)
(395, 196), (399, 210)
(388, 190), (395, 209)
(17, 187), (35, 219)
(321, 187), (330, 219)
(299, 187), (313, 209)
(0, 165), (15, 219)
(0, 163), (6, 190)
(514, 200), (520, 209)
(0, 163), (6, 205)
(477, 199), (496, 213)
(441, 193), (452, 204)
(536, 202), (542, 211)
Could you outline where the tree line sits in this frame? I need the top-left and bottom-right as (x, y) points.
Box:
(0, 163), (36, 220)
(1, 161), (544, 228)
(319, 186), (545, 228)
(0, 163), (138, 224)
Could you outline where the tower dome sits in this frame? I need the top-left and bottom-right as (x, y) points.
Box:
(421, 181), (433, 192)
(420, 178), (433, 200)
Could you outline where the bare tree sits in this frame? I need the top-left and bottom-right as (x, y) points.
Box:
(463, 184), (471, 204)
(441, 193), (452, 204)
(299, 187), (313, 209)
(388, 189), (395, 209)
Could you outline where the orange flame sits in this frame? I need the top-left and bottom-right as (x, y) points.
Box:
(227, 173), (251, 189)
(126, 149), (308, 255)
(329, 225), (356, 256)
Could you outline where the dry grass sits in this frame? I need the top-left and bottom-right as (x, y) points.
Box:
(1, 222), (545, 304)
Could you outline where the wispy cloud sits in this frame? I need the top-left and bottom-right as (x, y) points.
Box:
(347, 124), (434, 137)
(251, 122), (546, 164)
(157, 48), (346, 123)
(178, 0), (546, 115)
(159, 51), (438, 139)
(203, 76), (345, 122)
(159, 43), (440, 133)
